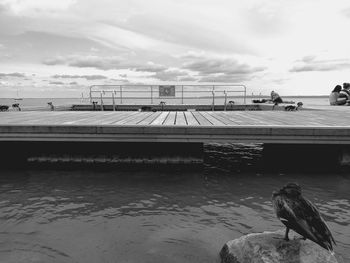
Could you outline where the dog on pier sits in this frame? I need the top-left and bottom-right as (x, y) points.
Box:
(284, 102), (303, 111)
(0, 105), (9, 111)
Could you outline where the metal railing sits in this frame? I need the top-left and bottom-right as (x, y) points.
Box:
(89, 84), (247, 109)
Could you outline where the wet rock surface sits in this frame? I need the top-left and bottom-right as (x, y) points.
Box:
(220, 230), (337, 263)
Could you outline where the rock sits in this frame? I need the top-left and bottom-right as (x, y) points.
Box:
(220, 230), (337, 263)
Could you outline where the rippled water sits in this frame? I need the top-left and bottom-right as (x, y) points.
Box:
(0, 143), (349, 263)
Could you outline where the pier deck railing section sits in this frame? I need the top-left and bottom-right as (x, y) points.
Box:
(89, 84), (247, 109)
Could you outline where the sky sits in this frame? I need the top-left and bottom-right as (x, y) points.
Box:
(1, 0), (350, 97)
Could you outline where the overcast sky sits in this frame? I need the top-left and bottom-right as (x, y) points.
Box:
(1, 0), (350, 97)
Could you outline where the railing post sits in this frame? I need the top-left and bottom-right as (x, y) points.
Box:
(224, 90), (227, 111)
(151, 85), (153, 104)
(181, 85), (184, 104)
(120, 85), (123, 104)
(244, 85), (246, 105)
(89, 86), (93, 103)
(112, 91), (115, 111)
(211, 86), (215, 111)
(100, 92), (104, 111)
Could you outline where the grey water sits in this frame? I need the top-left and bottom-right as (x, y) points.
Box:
(0, 143), (349, 263)
(0, 96), (330, 109)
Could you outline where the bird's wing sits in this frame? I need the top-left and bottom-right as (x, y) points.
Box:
(273, 196), (319, 240)
(273, 195), (322, 239)
(300, 198), (336, 248)
(288, 197), (335, 251)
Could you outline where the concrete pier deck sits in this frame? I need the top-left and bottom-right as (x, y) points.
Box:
(1, 110), (350, 144)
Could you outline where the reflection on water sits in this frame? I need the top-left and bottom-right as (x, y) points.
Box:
(0, 143), (349, 263)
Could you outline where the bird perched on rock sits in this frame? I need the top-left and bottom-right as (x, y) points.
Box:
(272, 183), (336, 253)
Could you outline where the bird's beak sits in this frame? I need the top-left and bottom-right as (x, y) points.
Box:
(272, 191), (280, 197)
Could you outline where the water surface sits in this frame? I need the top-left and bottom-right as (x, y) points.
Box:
(0, 144), (349, 263)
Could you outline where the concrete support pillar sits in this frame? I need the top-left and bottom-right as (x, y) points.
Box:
(339, 147), (350, 166)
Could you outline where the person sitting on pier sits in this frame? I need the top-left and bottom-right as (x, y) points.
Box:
(270, 91), (283, 105)
(337, 83), (350, 105)
(329, 85), (342, 105)
(47, 102), (55, 111)
(12, 103), (21, 111)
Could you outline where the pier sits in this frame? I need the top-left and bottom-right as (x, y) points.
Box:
(1, 83), (350, 165)
(1, 109), (350, 144)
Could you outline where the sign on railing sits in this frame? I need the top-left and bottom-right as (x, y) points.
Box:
(159, 85), (176, 97)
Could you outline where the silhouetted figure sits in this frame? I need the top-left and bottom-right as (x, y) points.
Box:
(270, 91), (283, 105)
(337, 83), (350, 105)
(12, 103), (21, 111)
(228, 101), (235, 110)
(159, 101), (166, 111)
(272, 183), (336, 252)
(329, 85), (342, 105)
(47, 102), (54, 111)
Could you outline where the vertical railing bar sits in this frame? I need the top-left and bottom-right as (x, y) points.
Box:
(181, 85), (184, 104)
(120, 85), (123, 104)
(100, 91), (104, 111)
(89, 86), (93, 103)
(112, 91), (115, 111)
(151, 85), (153, 104)
(244, 85), (246, 104)
(212, 85), (215, 111)
(224, 90), (227, 111)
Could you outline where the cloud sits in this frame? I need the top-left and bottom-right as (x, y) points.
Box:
(120, 13), (254, 54)
(300, 55), (317, 63)
(178, 76), (197, 81)
(198, 73), (253, 83)
(0, 0), (76, 15)
(290, 57), (350, 72)
(43, 56), (66, 66)
(244, 2), (289, 37)
(69, 81), (78, 85)
(133, 62), (167, 73)
(43, 54), (174, 75)
(52, 74), (107, 80)
(151, 69), (189, 81)
(0, 72), (26, 78)
(52, 52), (267, 82)
(43, 55), (124, 70)
(49, 81), (64, 85)
(68, 55), (122, 70)
(183, 56), (266, 75)
(43, 55), (123, 70)
(341, 7), (350, 18)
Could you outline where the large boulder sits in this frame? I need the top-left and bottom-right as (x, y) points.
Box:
(220, 230), (337, 263)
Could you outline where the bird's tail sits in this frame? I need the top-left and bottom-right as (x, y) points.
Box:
(327, 247), (335, 258)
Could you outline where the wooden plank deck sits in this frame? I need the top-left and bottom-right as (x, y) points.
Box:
(1, 110), (350, 144)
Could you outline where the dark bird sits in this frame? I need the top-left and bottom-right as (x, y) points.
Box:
(272, 183), (336, 253)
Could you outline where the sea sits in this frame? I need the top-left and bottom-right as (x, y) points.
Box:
(0, 96), (349, 263)
(0, 96), (331, 109)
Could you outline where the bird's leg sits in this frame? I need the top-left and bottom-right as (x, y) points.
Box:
(284, 227), (290, 241)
